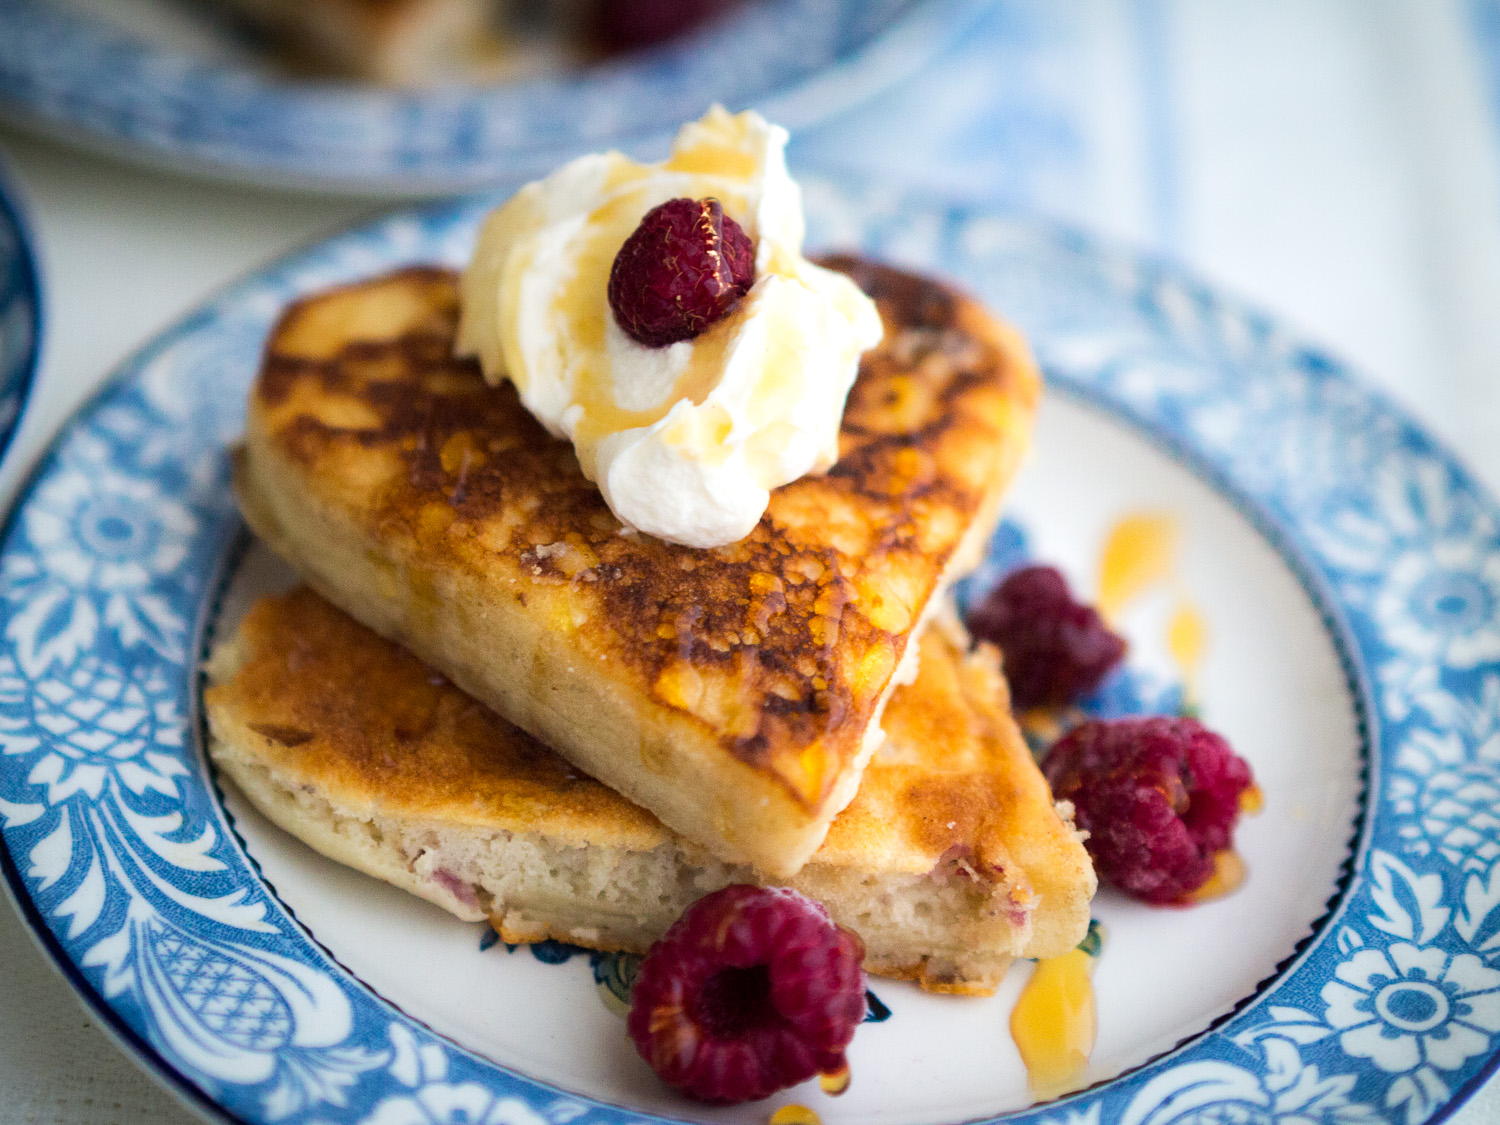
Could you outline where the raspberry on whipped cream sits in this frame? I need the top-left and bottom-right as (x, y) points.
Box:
(456, 107), (883, 548)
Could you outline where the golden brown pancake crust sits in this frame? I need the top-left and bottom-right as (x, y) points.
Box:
(208, 587), (1058, 864)
(206, 588), (1094, 973)
(248, 262), (1039, 817)
(212, 586), (668, 850)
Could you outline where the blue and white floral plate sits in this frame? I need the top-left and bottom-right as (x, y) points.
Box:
(0, 0), (982, 194)
(0, 156), (40, 467)
(2, 182), (1499, 1125)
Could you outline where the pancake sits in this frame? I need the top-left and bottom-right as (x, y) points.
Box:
(220, 0), (486, 83)
(205, 588), (1096, 995)
(216, 0), (569, 85)
(236, 259), (1040, 876)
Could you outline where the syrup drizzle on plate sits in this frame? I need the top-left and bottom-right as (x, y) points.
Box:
(1189, 849), (1248, 903)
(1167, 600), (1208, 703)
(769, 1104), (823, 1124)
(1097, 511), (1210, 705)
(1009, 920), (1106, 1096)
(1009, 512), (1266, 1095)
(1097, 512), (1178, 620)
(818, 1063), (851, 1095)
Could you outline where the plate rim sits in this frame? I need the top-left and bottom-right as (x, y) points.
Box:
(0, 185), (1496, 1124)
(0, 0), (988, 195)
(0, 150), (41, 467)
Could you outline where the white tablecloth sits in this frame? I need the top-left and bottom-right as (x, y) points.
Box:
(1, 1), (1498, 1120)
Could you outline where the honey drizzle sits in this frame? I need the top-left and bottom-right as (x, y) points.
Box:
(538, 112), (792, 482)
(1097, 512), (1209, 705)
(1167, 600), (1208, 701)
(769, 1107), (822, 1125)
(1189, 850), (1248, 903)
(1097, 513), (1177, 620)
(1009, 921), (1105, 1096)
(818, 1063), (851, 1096)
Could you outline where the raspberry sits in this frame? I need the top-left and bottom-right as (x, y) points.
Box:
(608, 197), (755, 348)
(1043, 717), (1255, 904)
(966, 565), (1126, 709)
(626, 885), (866, 1104)
(595, 0), (736, 51)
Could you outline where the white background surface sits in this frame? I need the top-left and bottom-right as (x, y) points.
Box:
(1, 0), (1499, 1121)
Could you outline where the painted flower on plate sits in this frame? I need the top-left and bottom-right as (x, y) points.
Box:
(1321, 942), (1500, 1075)
(1248, 1037), (1385, 1125)
(1413, 671), (1500, 740)
(1373, 654), (1443, 724)
(1390, 710), (1500, 870)
(1309, 450), (1496, 594)
(24, 466), (195, 592)
(1119, 1034), (1383, 1125)
(3, 461), (198, 671)
(0, 653), (185, 803)
(1375, 543), (1500, 670)
(357, 1085), (547, 1125)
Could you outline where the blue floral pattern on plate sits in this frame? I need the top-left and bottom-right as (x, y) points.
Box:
(0, 0), (981, 193)
(0, 184), (1497, 1123)
(0, 157), (39, 466)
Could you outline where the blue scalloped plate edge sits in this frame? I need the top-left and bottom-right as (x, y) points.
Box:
(0, 186), (1495, 1124)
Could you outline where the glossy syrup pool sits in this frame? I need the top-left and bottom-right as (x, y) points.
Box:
(1009, 932), (1102, 1097)
(207, 393), (1367, 1124)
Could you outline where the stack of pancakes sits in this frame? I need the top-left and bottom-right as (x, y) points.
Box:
(207, 256), (1096, 995)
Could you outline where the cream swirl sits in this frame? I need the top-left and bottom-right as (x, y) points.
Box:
(456, 107), (883, 548)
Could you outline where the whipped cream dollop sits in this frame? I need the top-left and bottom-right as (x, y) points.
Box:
(456, 107), (884, 548)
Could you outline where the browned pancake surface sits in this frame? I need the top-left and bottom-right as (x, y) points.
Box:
(208, 587), (1086, 896)
(212, 587), (667, 850)
(248, 261), (1038, 814)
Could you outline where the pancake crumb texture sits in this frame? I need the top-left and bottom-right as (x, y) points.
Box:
(237, 260), (1040, 876)
(205, 589), (1094, 995)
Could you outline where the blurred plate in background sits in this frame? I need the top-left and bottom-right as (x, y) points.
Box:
(0, 158), (40, 470)
(0, 0), (986, 194)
